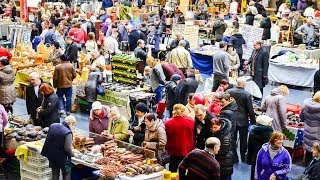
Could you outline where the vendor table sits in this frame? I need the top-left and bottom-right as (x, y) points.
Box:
(0, 21), (14, 39)
(190, 51), (213, 75)
(268, 62), (318, 87)
(270, 46), (320, 60)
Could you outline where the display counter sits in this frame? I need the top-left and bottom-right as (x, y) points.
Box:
(268, 61), (318, 87)
(270, 45), (320, 60)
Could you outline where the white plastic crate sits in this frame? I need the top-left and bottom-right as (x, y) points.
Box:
(27, 157), (49, 166)
(28, 148), (46, 159)
(20, 169), (52, 180)
(20, 161), (51, 173)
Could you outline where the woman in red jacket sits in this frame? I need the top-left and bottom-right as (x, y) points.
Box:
(165, 104), (195, 172)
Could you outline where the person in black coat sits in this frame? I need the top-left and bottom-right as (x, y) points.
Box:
(299, 142), (320, 180)
(166, 74), (182, 117)
(37, 83), (60, 128)
(139, 22), (148, 44)
(127, 24), (141, 51)
(26, 73), (44, 126)
(246, 115), (273, 180)
(255, 0), (265, 15)
(194, 104), (216, 150)
(167, 32), (190, 51)
(229, 31), (246, 71)
(227, 77), (256, 163)
(247, 40), (269, 97)
(245, 9), (255, 26)
(64, 35), (78, 67)
(210, 118), (234, 180)
(313, 70), (320, 94)
(85, 69), (103, 104)
(128, 103), (148, 146)
(260, 14), (271, 40)
(180, 68), (199, 105)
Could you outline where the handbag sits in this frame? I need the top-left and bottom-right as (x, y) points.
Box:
(157, 150), (170, 166)
(96, 84), (105, 96)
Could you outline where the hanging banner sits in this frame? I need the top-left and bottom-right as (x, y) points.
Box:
(20, 0), (28, 22)
(239, 24), (263, 60)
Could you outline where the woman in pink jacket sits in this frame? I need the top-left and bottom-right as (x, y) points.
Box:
(0, 104), (8, 150)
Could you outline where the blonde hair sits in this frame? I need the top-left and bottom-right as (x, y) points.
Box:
(278, 85), (289, 96)
(65, 115), (77, 123)
(146, 56), (157, 67)
(313, 91), (320, 103)
(194, 104), (206, 114)
(223, 27), (234, 37)
(172, 104), (186, 117)
(313, 142), (320, 156)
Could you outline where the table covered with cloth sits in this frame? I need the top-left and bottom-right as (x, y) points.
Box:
(270, 46), (320, 60)
(268, 62), (318, 87)
(190, 51), (213, 75)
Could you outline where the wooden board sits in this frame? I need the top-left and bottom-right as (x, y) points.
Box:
(239, 24), (263, 60)
(183, 25), (199, 50)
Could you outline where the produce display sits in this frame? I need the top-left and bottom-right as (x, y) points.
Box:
(271, 52), (318, 69)
(104, 82), (137, 92)
(5, 121), (48, 142)
(18, 63), (55, 78)
(111, 54), (143, 85)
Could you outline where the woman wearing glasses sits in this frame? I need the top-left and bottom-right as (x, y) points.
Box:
(255, 132), (292, 180)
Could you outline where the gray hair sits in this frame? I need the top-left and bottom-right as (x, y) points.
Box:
(110, 106), (121, 119)
(237, 77), (246, 87)
(179, 40), (187, 47)
(194, 104), (206, 114)
(29, 72), (40, 79)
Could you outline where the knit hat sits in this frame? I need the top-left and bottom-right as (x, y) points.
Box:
(92, 101), (103, 110)
(171, 74), (182, 81)
(135, 103), (148, 113)
(60, 54), (68, 61)
(256, 115), (273, 126)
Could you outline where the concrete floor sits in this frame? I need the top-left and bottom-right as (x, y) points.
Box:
(1, 79), (309, 179)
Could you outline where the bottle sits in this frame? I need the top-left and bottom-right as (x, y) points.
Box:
(8, 110), (13, 121)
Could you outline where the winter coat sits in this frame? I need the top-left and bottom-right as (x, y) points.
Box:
(38, 92), (60, 128)
(150, 63), (166, 91)
(64, 42), (78, 63)
(194, 110), (215, 149)
(89, 106), (111, 134)
(246, 12), (255, 26)
(210, 118), (234, 177)
(85, 71), (103, 103)
(185, 102), (195, 119)
(139, 28), (148, 43)
(128, 29), (140, 51)
(26, 82), (44, 124)
(53, 61), (77, 89)
(255, 3), (265, 14)
(179, 149), (220, 180)
(262, 88), (287, 132)
(48, 49), (63, 66)
(32, 36), (42, 52)
(180, 74), (199, 105)
(0, 65), (16, 105)
(249, 48), (269, 89)
(161, 62), (185, 81)
(118, 23), (128, 42)
(108, 116), (130, 142)
(212, 18), (227, 42)
(260, 17), (271, 40)
(228, 51), (240, 72)
(229, 33), (246, 55)
(129, 114), (146, 146)
(255, 143), (292, 180)
(303, 158), (320, 180)
(227, 87), (256, 126)
(144, 120), (167, 156)
(247, 125), (273, 180)
(299, 98), (320, 152)
(165, 116), (194, 156)
(314, 70), (320, 94)
(165, 81), (180, 113)
(0, 104), (8, 132)
(219, 99), (238, 135)
(44, 30), (57, 45)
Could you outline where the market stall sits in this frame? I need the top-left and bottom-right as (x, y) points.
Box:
(270, 45), (320, 60)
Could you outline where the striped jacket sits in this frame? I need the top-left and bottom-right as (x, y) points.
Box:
(178, 149), (220, 180)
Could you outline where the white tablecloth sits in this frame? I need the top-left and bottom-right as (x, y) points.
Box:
(270, 46), (320, 60)
(204, 77), (262, 98)
(268, 62), (318, 87)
